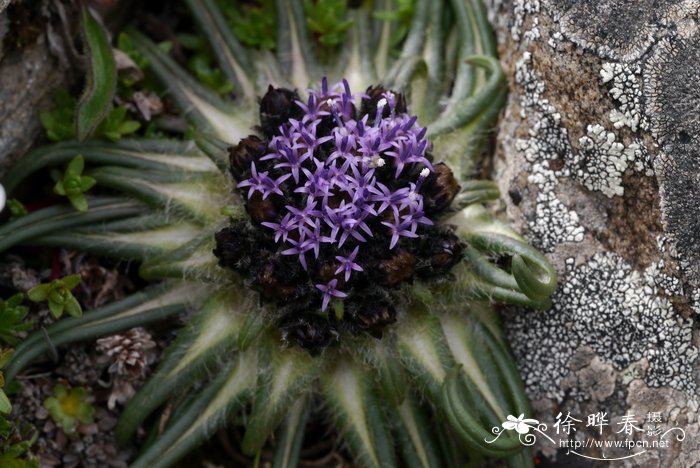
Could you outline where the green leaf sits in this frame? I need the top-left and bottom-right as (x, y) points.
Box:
(117, 120), (141, 135)
(218, 0), (277, 50)
(79, 176), (97, 192)
(26, 275), (82, 320)
(63, 296), (82, 318)
(304, 0), (353, 47)
(62, 274), (81, 290)
(0, 349), (14, 368)
(95, 106), (141, 141)
(39, 90), (77, 142)
(48, 300), (64, 319)
(53, 156), (96, 211)
(0, 390), (11, 414)
(0, 294), (31, 346)
(5, 283), (199, 384)
(26, 285), (50, 302)
(66, 155), (85, 177)
(76, 6), (117, 141)
(7, 200), (28, 220)
(117, 32), (148, 70)
(68, 194), (88, 212)
(53, 181), (66, 196)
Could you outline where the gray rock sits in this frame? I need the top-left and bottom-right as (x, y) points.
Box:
(0, 1), (73, 177)
(486, 0), (700, 465)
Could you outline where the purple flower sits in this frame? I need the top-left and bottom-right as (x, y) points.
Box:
(382, 209), (420, 249)
(242, 78), (438, 289)
(335, 246), (364, 281)
(287, 199), (322, 229)
(237, 163), (289, 199)
(315, 279), (348, 311)
(301, 220), (334, 258)
(262, 213), (297, 242)
(370, 182), (410, 214)
(281, 236), (314, 270)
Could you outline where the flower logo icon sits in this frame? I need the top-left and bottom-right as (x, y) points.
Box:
(502, 414), (540, 434)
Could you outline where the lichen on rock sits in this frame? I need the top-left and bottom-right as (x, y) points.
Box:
(489, 0), (700, 464)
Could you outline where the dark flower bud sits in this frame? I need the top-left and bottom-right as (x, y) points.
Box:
(228, 135), (267, 182)
(281, 314), (334, 352)
(317, 261), (347, 287)
(360, 86), (407, 119)
(422, 162), (460, 214)
(379, 248), (416, 286)
(259, 85), (301, 137)
(417, 228), (463, 277)
(255, 259), (299, 303)
(213, 222), (257, 273)
(347, 299), (396, 337)
(245, 192), (282, 224)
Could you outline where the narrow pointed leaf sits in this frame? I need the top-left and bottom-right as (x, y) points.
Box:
(272, 397), (309, 468)
(127, 29), (255, 143)
(395, 307), (453, 400)
(445, 0), (477, 104)
(184, 0), (256, 99)
(395, 397), (445, 468)
(130, 350), (258, 468)
(5, 283), (205, 383)
(275, 0), (320, 89)
(2, 139), (219, 193)
(439, 312), (509, 422)
(31, 220), (201, 260)
(339, 8), (377, 92)
(139, 230), (230, 282)
(76, 6), (117, 141)
(241, 340), (320, 454)
(115, 287), (255, 443)
(428, 56), (505, 137)
(361, 339), (407, 407)
(0, 198), (145, 253)
(441, 366), (523, 456)
(89, 166), (232, 222)
(321, 357), (397, 468)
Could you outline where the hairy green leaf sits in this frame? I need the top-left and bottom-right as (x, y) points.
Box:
(76, 6), (117, 141)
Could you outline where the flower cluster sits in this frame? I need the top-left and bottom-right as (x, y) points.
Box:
(215, 79), (463, 349)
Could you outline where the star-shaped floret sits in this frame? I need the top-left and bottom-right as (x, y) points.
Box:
(335, 246), (364, 281)
(315, 279), (347, 311)
(237, 163), (289, 199)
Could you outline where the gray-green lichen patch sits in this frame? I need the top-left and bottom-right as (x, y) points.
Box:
(513, 51), (585, 251)
(572, 124), (643, 198)
(491, 1), (700, 464)
(504, 252), (699, 402)
(601, 62), (647, 132)
(546, 0), (663, 61)
(644, 34), (700, 285)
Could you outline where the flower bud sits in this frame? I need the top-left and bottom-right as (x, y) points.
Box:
(228, 135), (267, 182)
(317, 261), (347, 288)
(259, 85), (301, 137)
(361, 86), (407, 119)
(379, 248), (416, 286)
(245, 192), (282, 224)
(347, 299), (396, 337)
(255, 259), (299, 303)
(417, 228), (463, 277)
(213, 222), (257, 273)
(281, 314), (334, 352)
(422, 162), (460, 213)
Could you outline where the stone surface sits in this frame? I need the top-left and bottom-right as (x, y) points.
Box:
(486, 0), (700, 465)
(0, 0), (73, 177)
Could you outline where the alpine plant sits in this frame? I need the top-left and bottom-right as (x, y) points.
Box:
(0, 1), (556, 467)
